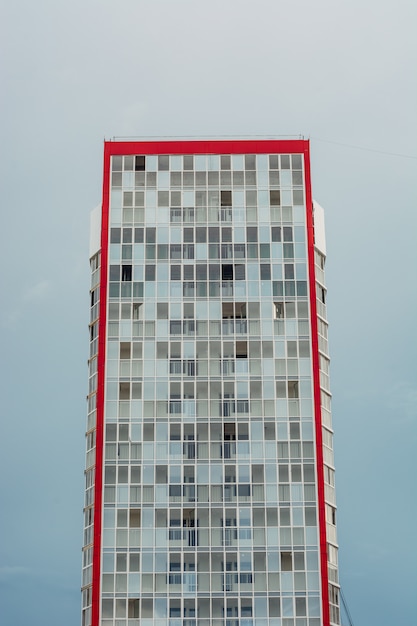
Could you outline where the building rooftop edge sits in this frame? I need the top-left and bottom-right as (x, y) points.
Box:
(103, 137), (310, 156)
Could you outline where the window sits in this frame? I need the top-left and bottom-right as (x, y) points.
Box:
(183, 207), (195, 222)
(170, 245), (182, 260)
(135, 155), (145, 171)
(171, 265), (181, 280)
(120, 342), (131, 359)
(281, 552), (292, 571)
(222, 265), (234, 280)
(183, 265), (194, 280)
(157, 303), (168, 319)
(170, 208), (181, 223)
(260, 264), (271, 280)
(145, 265), (155, 281)
(121, 265), (132, 281)
(221, 190), (232, 206)
(233, 264), (244, 281)
(221, 207), (233, 222)
(270, 190), (281, 206)
(275, 303), (284, 319)
(158, 155), (169, 170)
(288, 381), (299, 398)
(170, 321), (182, 335)
(183, 244), (194, 260)
(132, 303), (142, 320)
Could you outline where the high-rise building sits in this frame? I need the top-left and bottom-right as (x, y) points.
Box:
(82, 139), (340, 626)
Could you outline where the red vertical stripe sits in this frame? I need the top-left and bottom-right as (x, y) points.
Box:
(304, 142), (330, 626)
(91, 144), (111, 626)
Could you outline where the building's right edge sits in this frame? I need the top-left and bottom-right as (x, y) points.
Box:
(304, 145), (340, 626)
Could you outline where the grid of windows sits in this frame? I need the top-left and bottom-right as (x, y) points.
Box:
(82, 145), (339, 626)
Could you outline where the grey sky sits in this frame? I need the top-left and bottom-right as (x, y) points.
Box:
(1, 1), (416, 624)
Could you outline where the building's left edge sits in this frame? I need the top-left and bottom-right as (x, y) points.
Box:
(90, 144), (112, 626)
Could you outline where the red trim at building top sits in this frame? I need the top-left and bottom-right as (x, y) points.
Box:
(104, 138), (307, 157)
(304, 143), (330, 626)
(91, 147), (111, 626)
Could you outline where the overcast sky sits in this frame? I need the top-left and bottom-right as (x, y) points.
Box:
(0, 1), (416, 625)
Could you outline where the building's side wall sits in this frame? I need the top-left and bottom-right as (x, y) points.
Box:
(81, 248), (101, 626)
(313, 201), (340, 626)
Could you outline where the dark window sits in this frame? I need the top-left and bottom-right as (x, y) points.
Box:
(222, 265), (234, 280)
(270, 190), (281, 206)
(183, 228), (194, 242)
(134, 228), (144, 243)
(145, 228), (156, 243)
(121, 265), (132, 282)
(281, 552), (292, 571)
(135, 156), (145, 171)
(221, 190), (232, 207)
(183, 155), (193, 170)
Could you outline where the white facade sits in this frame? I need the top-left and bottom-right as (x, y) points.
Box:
(82, 141), (340, 626)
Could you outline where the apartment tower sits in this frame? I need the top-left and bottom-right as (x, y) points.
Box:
(82, 139), (340, 626)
